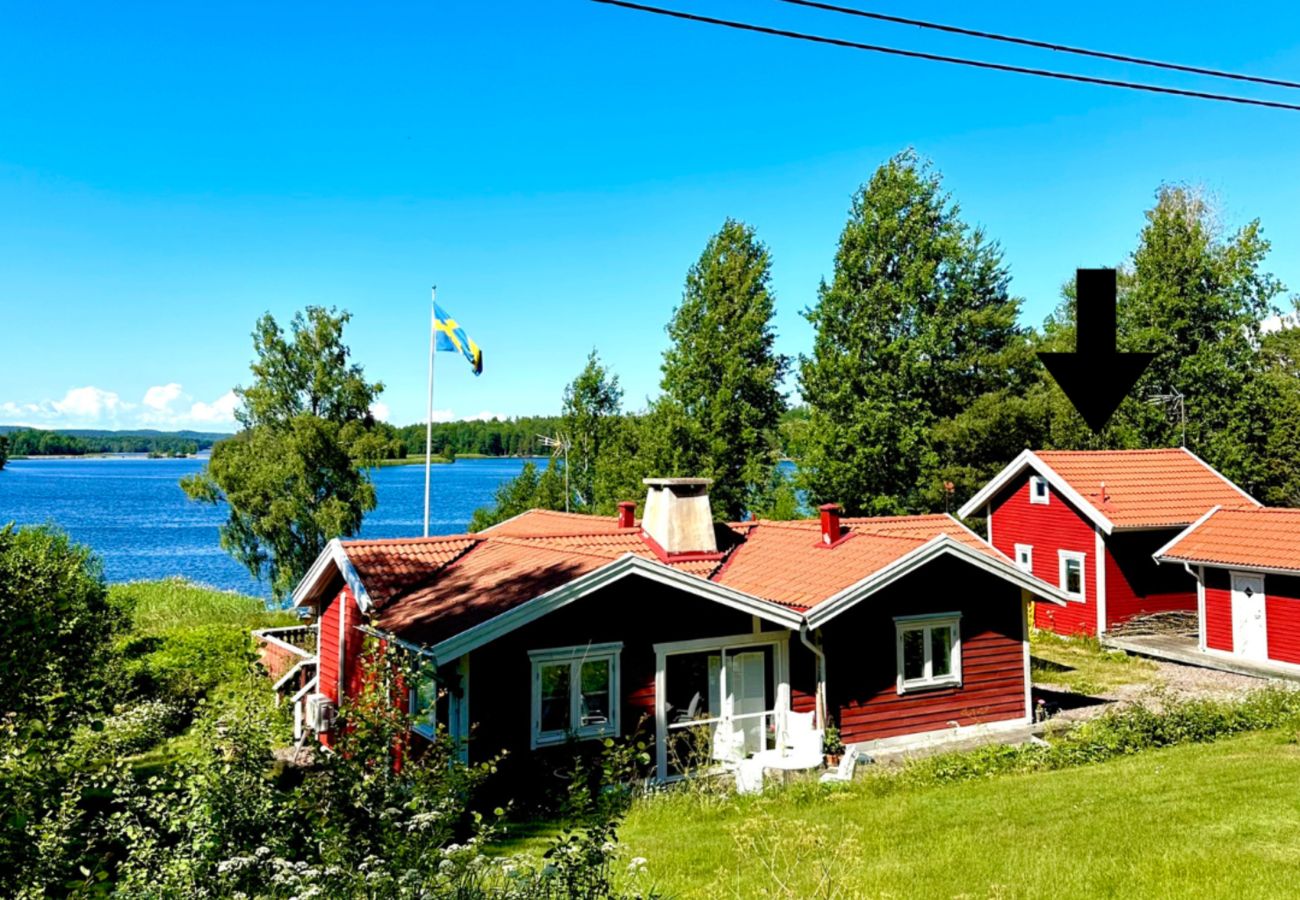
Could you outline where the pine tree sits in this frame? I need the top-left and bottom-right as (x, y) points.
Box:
(655, 219), (790, 521)
(800, 150), (1031, 514)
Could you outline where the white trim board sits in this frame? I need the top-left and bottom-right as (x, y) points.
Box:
(430, 554), (803, 661)
(292, 538), (375, 613)
(957, 450), (1116, 534)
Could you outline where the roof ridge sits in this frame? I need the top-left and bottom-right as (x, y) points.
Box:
(341, 534), (481, 548)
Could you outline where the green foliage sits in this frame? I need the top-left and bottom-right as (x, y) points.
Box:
(0, 433), (8, 469)
(800, 150), (1034, 514)
(2, 428), (206, 457)
(564, 350), (625, 510)
(112, 577), (294, 635)
(0, 524), (121, 723)
(653, 219), (790, 520)
(469, 458), (570, 531)
(182, 307), (386, 599)
(394, 415), (567, 459)
(1038, 186), (1294, 502)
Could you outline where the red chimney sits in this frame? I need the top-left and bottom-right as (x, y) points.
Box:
(819, 503), (842, 546)
(617, 501), (636, 529)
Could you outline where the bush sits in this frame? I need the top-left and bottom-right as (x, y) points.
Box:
(122, 624), (260, 706)
(0, 524), (122, 724)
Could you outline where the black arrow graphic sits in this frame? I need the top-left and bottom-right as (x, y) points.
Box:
(1038, 268), (1155, 432)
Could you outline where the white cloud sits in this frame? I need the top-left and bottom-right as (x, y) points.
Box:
(53, 386), (126, 420)
(189, 391), (240, 425)
(431, 408), (455, 423)
(143, 382), (185, 412)
(1261, 313), (1298, 335)
(369, 401), (391, 422)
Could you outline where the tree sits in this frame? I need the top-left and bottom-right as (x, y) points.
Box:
(0, 525), (119, 721)
(563, 351), (624, 509)
(654, 219), (790, 520)
(0, 434), (7, 470)
(182, 307), (384, 599)
(1038, 186), (1290, 499)
(467, 459), (569, 532)
(800, 150), (1033, 515)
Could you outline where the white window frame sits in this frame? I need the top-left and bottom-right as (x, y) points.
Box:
(529, 642), (622, 749)
(1014, 543), (1034, 574)
(1058, 550), (1087, 601)
(895, 613), (962, 694)
(1030, 475), (1050, 505)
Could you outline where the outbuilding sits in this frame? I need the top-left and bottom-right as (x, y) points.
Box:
(959, 448), (1259, 637)
(1155, 506), (1300, 670)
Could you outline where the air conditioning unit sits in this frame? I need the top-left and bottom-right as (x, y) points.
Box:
(305, 693), (338, 733)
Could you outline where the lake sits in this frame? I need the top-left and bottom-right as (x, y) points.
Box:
(0, 457), (530, 597)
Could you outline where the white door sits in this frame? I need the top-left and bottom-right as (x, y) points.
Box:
(1231, 572), (1267, 661)
(726, 651), (767, 755)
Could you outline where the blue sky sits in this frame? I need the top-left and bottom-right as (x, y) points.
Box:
(3, 1), (1299, 431)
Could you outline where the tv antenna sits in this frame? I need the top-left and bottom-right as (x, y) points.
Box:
(1147, 388), (1186, 447)
(537, 433), (572, 512)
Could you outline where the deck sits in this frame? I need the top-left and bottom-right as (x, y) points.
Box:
(1103, 633), (1300, 683)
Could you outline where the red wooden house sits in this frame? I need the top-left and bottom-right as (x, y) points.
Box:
(278, 478), (1068, 781)
(959, 449), (1258, 637)
(1155, 506), (1300, 671)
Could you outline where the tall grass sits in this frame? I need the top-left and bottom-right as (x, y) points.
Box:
(110, 577), (296, 635)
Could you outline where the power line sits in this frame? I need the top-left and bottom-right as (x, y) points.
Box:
(591, 0), (1300, 112)
(774, 0), (1300, 91)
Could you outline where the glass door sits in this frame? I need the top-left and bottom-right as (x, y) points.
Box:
(661, 643), (776, 777)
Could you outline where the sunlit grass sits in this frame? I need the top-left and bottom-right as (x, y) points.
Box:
(1030, 629), (1159, 695)
(619, 730), (1300, 898)
(110, 576), (295, 635)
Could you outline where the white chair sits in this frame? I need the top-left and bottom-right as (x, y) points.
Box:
(819, 745), (861, 784)
(780, 711), (824, 769)
(672, 692), (702, 724)
(735, 757), (764, 795)
(711, 720), (744, 766)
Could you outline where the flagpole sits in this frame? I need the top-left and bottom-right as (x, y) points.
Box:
(423, 286), (437, 538)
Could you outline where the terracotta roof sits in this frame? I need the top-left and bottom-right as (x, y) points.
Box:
(1157, 507), (1300, 574)
(1032, 449), (1256, 529)
(341, 536), (479, 606)
(482, 509), (631, 538)
(713, 516), (1003, 608)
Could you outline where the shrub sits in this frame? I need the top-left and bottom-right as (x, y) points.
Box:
(0, 525), (122, 723)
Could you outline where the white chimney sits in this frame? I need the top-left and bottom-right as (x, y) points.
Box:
(641, 478), (717, 555)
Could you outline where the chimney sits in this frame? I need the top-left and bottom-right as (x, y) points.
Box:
(641, 478), (717, 555)
(617, 501), (636, 529)
(819, 503), (843, 546)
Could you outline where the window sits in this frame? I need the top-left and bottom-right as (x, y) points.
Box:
(1030, 476), (1050, 505)
(895, 615), (962, 693)
(409, 659), (447, 739)
(529, 643), (621, 748)
(1014, 544), (1033, 574)
(1059, 550), (1086, 600)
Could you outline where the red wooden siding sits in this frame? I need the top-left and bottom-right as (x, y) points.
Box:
(1266, 575), (1300, 666)
(821, 556), (1027, 745)
(1203, 568), (1233, 652)
(464, 576), (767, 763)
(1103, 530), (1197, 626)
(788, 638), (817, 715)
(987, 473), (1095, 635)
(318, 590), (341, 704)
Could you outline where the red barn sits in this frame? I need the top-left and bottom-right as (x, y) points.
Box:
(1156, 507), (1300, 671)
(279, 478), (1068, 780)
(959, 449), (1258, 637)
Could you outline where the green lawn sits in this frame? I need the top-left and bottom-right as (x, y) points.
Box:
(619, 730), (1300, 898)
(1030, 629), (1159, 695)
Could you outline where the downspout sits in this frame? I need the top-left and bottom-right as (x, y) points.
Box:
(799, 623), (828, 729)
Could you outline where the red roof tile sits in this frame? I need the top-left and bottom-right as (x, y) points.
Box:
(330, 509), (1027, 647)
(1157, 507), (1300, 574)
(1033, 449), (1257, 529)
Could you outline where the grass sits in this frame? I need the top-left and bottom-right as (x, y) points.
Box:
(619, 729), (1300, 898)
(1030, 629), (1159, 695)
(110, 576), (295, 635)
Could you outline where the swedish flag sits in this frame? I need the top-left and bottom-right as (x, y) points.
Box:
(434, 303), (483, 376)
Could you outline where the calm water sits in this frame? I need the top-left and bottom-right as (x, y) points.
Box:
(0, 457), (529, 597)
